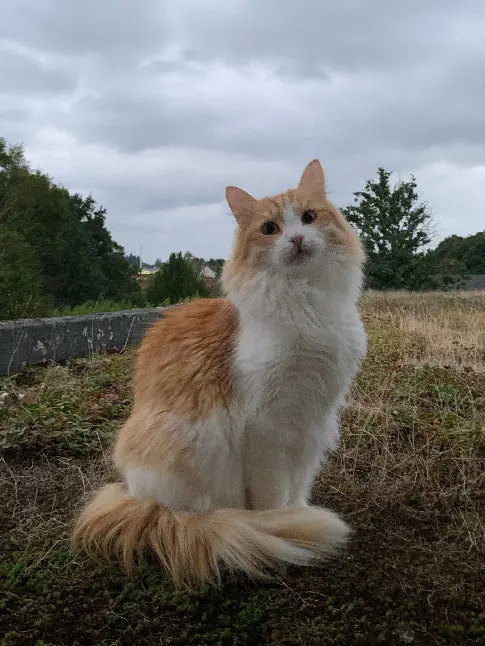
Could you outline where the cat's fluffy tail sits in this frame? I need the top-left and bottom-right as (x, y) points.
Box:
(72, 483), (350, 589)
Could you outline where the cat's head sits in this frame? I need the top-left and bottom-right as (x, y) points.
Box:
(222, 159), (364, 292)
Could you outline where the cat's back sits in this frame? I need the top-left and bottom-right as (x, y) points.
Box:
(132, 298), (239, 419)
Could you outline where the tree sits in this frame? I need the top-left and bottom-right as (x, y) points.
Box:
(146, 252), (209, 305)
(0, 135), (144, 315)
(342, 168), (433, 289)
(0, 228), (45, 320)
(125, 253), (141, 270)
(69, 193), (144, 305)
(461, 231), (485, 274)
(431, 232), (485, 275)
(407, 231), (485, 290)
(405, 252), (467, 291)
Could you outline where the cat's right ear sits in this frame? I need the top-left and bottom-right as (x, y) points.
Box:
(226, 186), (258, 228)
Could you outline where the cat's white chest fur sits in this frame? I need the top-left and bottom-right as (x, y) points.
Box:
(225, 275), (365, 510)
(231, 277), (366, 434)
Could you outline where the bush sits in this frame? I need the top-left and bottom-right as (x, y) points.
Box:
(146, 252), (210, 305)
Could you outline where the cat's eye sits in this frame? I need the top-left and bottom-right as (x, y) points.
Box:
(301, 210), (317, 224)
(261, 221), (280, 235)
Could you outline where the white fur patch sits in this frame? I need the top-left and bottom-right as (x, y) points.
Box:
(283, 201), (299, 226)
(125, 406), (248, 513)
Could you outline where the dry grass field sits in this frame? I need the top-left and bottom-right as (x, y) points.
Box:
(1, 291), (484, 645)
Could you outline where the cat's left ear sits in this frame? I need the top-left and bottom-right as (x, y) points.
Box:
(298, 159), (326, 196)
(226, 186), (258, 227)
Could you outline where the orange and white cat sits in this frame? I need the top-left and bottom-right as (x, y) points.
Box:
(72, 160), (367, 589)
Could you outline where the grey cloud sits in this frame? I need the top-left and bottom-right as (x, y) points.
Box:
(0, 49), (75, 95)
(0, 107), (29, 122)
(66, 93), (221, 153)
(65, 55), (485, 166)
(0, 0), (168, 59)
(168, 0), (480, 73)
(141, 190), (222, 212)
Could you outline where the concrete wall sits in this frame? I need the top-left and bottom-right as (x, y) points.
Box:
(0, 308), (165, 376)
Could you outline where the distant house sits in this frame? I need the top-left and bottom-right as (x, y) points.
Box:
(200, 265), (217, 290)
(461, 274), (485, 291)
(136, 264), (158, 288)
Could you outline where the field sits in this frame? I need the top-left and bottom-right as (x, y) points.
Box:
(1, 291), (484, 645)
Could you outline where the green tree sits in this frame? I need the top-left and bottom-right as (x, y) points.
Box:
(462, 231), (485, 274)
(0, 228), (45, 320)
(69, 193), (144, 305)
(342, 168), (433, 289)
(408, 231), (485, 290)
(431, 232), (485, 275)
(146, 252), (209, 305)
(125, 253), (141, 270)
(0, 135), (144, 314)
(405, 252), (467, 291)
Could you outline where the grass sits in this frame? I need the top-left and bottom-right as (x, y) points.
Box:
(45, 299), (148, 318)
(1, 291), (484, 645)
(16, 295), (210, 320)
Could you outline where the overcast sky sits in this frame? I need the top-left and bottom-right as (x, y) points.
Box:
(1, 1), (484, 263)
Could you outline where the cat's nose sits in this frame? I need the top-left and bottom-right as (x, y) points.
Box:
(290, 234), (304, 249)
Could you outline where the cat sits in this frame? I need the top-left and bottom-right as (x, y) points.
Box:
(72, 159), (367, 589)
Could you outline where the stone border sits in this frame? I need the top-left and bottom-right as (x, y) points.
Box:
(0, 308), (166, 376)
